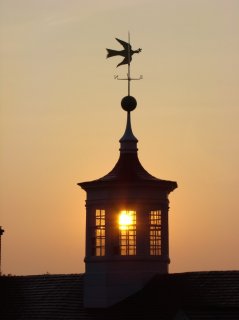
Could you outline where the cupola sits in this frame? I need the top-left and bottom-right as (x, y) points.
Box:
(78, 36), (177, 308)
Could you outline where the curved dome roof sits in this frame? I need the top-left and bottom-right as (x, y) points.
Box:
(79, 110), (177, 192)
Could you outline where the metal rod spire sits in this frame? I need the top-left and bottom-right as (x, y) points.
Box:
(128, 31), (131, 96)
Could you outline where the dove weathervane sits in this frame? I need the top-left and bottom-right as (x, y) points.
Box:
(106, 34), (142, 96)
(106, 38), (142, 67)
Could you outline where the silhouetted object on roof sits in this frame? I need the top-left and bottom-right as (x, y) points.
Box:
(0, 226), (4, 276)
(106, 38), (142, 67)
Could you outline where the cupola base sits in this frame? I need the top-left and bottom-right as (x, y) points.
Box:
(83, 259), (168, 308)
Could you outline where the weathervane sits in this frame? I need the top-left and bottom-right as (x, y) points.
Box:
(106, 33), (142, 96)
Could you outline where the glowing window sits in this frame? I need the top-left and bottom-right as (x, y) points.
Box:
(93, 209), (105, 256)
(119, 210), (136, 256)
(150, 210), (161, 255)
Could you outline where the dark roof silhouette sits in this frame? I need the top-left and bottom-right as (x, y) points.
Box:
(1, 271), (239, 319)
(79, 108), (177, 192)
(79, 153), (177, 191)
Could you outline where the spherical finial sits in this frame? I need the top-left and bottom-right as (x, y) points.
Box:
(121, 96), (137, 112)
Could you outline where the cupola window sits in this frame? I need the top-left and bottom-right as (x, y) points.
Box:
(94, 209), (105, 256)
(118, 210), (136, 256)
(150, 210), (161, 255)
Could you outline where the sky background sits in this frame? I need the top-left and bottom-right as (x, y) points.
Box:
(1, 0), (239, 275)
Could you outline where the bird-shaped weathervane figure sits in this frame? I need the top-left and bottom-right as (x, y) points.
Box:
(106, 38), (142, 68)
(106, 34), (142, 96)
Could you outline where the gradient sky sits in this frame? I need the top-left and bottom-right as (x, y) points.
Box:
(1, 0), (239, 275)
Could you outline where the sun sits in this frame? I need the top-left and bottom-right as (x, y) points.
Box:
(119, 210), (134, 230)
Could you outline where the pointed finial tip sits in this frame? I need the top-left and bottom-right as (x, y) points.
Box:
(121, 95), (137, 112)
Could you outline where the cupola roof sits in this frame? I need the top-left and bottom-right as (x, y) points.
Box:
(79, 96), (177, 192)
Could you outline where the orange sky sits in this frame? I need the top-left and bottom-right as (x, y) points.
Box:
(1, 0), (239, 275)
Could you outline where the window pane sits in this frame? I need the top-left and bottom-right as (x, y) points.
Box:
(93, 209), (105, 257)
(150, 210), (161, 256)
(119, 210), (136, 256)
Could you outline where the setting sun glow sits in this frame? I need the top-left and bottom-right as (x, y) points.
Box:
(119, 211), (134, 230)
